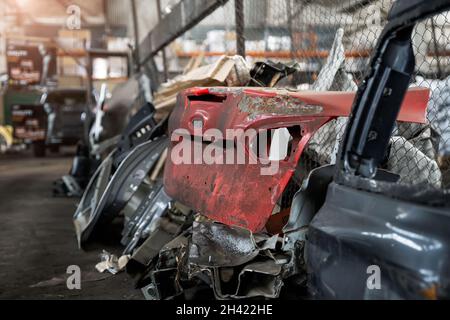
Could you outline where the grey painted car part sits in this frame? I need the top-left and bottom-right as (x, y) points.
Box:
(94, 137), (167, 222)
(307, 0), (450, 300)
(340, 0), (450, 178)
(307, 182), (450, 299)
(73, 151), (114, 247)
(126, 201), (193, 277)
(140, 219), (297, 300)
(74, 137), (167, 247)
(72, 103), (167, 244)
(188, 221), (260, 268)
(121, 182), (172, 255)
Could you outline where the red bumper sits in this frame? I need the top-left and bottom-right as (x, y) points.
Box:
(164, 87), (429, 232)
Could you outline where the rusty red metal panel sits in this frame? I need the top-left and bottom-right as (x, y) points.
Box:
(164, 87), (430, 232)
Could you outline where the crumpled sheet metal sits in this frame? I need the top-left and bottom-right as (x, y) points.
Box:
(189, 221), (260, 268)
(164, 86), (429, 232)
(414, 76), (450, 156)
(311, 28), (357, 93)
(205, 258), (284, 300)
(307, 28), (359, 166)
(388, 134), (442, 188)
(188, 220), (286, 299)
(142, 219), (293, 300)
(126, 201), (192, 276)
(234, 260), (283, 298)
(140, 233), (190, 300)
(127, 218), (181, 271)
(121, 182), (172, 255)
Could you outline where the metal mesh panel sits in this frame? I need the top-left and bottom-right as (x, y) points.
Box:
(286, 0), (386, 184)
(410, 13), (450, 189)
(169, 0), (237, 70)
(161, 0), (450, 191)
(242, 0), (450, 191)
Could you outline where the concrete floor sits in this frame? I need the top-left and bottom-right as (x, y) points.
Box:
(0, 150), (142, 300)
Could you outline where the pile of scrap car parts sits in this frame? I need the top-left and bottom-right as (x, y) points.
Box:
(73, 102), (168, 246)
(73, 54), (301, 250)
(129, 0), (450, 300)
(118, 84), (427, 300)
(141, 85), (428, 300)
(163, 87), (428, 232)
(73, 55), (256, 250)
(307, 0), (450, 299)
(59, 56), (252, 198)
(54, 73), (154, 197)
(138, 219), (290, 300)
(75, 0), (450, 297)
(305, 27), (441, 187)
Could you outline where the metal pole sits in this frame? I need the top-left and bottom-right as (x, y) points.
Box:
(130, 0), (141, 72)
(431, 17), (443, 79)
(104, 0), (111, 36)
(156, 0), (169, 82)
(286, 0), (294, 59)
(84, 49), (93, 148)
(234, 0), (246, 58)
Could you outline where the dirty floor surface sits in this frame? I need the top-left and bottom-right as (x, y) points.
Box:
(0, 151), (142, 300)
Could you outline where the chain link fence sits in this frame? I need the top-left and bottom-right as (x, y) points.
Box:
(159, 0), (450, 192)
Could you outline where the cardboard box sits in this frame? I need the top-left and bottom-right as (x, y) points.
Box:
(154, 55), (250, 111)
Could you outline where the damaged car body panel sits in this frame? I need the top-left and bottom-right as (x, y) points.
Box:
(73, 102), (168, 248)
(187, 220), (286, 299)
(93, 137), (168, 224)
(307, 182), (450, 299)
(120, 180), (172, 255)
(140, 219), (288, 300)
(306, 0), (450, 300)
(125, 199), (193, 274)
(164, 87), (429, 232)
(74, 136), (168, 247)
(114, 102), (159, 166)
(73, 151), (114, 246)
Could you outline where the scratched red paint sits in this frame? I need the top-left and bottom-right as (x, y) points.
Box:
(164, 87), (430, 232)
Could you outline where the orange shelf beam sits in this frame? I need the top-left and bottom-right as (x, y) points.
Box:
(175, 50), (372, 59)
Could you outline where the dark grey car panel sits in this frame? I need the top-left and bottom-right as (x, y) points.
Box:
(307, 182), (450, 299)
(74, 137), (167, 247)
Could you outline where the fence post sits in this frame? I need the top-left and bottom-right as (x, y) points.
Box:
(235, 0), (246, 58)
(431, 17), (443, 79)
(286, 0), (294, 59)
(130, 0), (141, 72)
(156, 0), (169, 82)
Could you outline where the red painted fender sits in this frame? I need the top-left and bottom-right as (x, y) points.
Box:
(164, 87), (429, 232)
